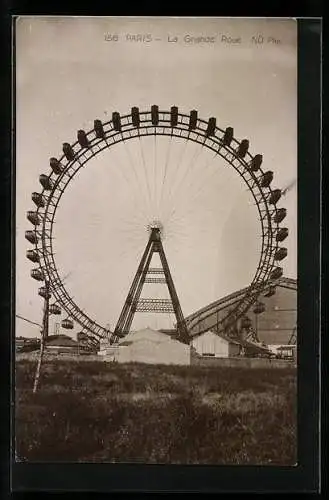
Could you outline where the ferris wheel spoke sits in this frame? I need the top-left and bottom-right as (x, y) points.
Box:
(185, 151), (220, 200)
(170, 227), (219, 254)
(115, 219), (145, 241)
(137, 135), (155, 215)
(165, 150), (222, 225)
(168, 204), (216, 227)
(162, 142), (209, 224)
(162, 143), (199, 221)
(166, 214), (218, 246)
(107, 144), (149, 223)
(153, 134), (157, 213)
(158, 135), (173, 215)
(121, 136), (153, 216)
(179, 166), (225, 218)
(114, 238), (144, 262)
(115, 225), (146, 245)
(172, 140), (206, 192)
(112, 222), (145, 243)
(160, 137), (189, 218)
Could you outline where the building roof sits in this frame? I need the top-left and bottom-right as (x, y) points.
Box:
(186, 276), (297, 327)
(119, 327), (184, 345)
(46, 335), (78, 347)
(192, 329), (241, 345)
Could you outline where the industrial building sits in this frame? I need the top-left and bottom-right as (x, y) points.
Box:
(186, 277), (297, 349)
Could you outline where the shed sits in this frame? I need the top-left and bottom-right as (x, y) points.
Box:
(45, 334), (79, 354)
(268, 344), (296, 360)
(191, 330), (241, 358)
(100, 327), (191, 365)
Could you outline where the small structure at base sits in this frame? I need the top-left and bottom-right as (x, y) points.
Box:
(45, 334), (79, 355)
(267, 344), (297, 360)
(191, 330), (241, 358)
(98, 327), (191, 365)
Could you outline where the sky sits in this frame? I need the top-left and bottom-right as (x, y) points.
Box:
(15, 17), (297, 338)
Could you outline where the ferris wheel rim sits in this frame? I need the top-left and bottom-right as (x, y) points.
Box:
(26, 106), (287, 339)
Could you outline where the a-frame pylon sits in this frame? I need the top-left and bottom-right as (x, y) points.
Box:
(111, 226), (190, 344)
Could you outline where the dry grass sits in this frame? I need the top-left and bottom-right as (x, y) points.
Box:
(15, 359), (297, 465)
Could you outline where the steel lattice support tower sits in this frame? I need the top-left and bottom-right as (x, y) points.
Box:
(111, 227), (189, 344)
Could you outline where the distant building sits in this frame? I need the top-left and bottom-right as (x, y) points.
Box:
(98, 339), (119, 357)
(250, 279), (297, 346)
(15, 338), (25, 350)
(191, 330), (241, 358)
(98, 327), (191, 365)
(15, 337), (40, 352)
(186, 277), (297, 347)
(45, 334), (79, 355)
(268, 344), (296, 360)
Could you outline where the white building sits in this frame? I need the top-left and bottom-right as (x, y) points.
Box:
(267, 344), (296, 359)
(98, 327), (191, 365)
(191, 330), (241, 358)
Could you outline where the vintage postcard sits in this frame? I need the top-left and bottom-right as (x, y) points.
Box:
(15, 16), (297, 466)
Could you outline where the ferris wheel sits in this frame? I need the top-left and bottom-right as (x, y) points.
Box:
(25, 105), (288, 343)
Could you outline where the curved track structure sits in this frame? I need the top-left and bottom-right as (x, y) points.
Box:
(25, 105), (288, 341)
(186, 277), (296, 338)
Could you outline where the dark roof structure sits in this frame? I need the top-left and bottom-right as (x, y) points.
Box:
(186, 277), (297, 346)
(46, 334), (78, 347)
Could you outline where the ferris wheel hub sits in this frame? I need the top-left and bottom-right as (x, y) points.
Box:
(147, 219), (164, 235)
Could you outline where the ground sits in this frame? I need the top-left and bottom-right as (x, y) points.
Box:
(15, 358), (297, 464)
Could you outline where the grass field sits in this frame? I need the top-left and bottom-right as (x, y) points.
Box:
(15, 359), (297, 465)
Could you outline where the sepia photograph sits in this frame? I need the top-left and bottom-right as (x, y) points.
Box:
(14, 16), (297, 465)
